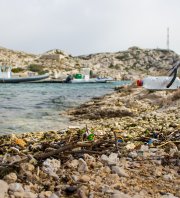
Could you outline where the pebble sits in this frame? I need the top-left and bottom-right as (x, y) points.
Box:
(49, 193), (59, 198)
(111, 190), (131, 198)
(3, 172), (17, 183)
(65, 186), (78, 195)
(38, 191), (52, 198)
(79, 175), (91, 182)
(23, 192), (37, 198)
(20, 163), (35, 172)
(0, 180), (9, 198)
(111, 166), (129, 177)
(67, 159), (79, 168)
(42, 159), (61, 173)
(78, 158), (89, 172)
(163, 174), (173, 181)
(9, 183), (24, 192)
(101, 153), (119, 165)
(161, 193), (179, 198)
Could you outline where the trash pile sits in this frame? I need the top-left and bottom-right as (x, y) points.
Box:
(0, 123), (179, 198)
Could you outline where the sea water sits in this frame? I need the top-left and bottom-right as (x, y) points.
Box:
(0, 81), (130, 135)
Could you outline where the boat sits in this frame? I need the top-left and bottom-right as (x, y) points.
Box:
(65, 68), (113, 83)
(0, 66), (49, 83)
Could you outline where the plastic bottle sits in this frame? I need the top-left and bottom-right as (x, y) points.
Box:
(137, 76), (180, 90)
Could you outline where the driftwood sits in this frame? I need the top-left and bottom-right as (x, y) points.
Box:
(34, 140), (105, 160)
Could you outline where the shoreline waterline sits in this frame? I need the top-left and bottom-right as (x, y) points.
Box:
(0, 81), (130, 135)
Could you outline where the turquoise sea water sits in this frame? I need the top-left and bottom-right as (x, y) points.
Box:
(0, 81), (130, 135)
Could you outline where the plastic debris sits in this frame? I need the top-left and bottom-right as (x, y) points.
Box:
(87, 134), (94, 141)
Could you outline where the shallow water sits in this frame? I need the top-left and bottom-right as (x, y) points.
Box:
(0, 81), (130, 134)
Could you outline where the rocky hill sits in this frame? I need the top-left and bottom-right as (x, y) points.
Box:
(0, 46), (179, 80)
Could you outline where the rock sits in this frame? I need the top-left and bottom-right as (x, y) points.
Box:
(42, 159), (61, 173)
(71, 174), (79, 182)
(128, 151), (138, 158)
(65, 186), (78, 195)
(111, 190), (131, 198)
(154, 167), (163, 177)
(163, 174), (173, 181)
(95, 176), (102, 184)
(67, 159), (79, 169)
(77, 186), (88, 198)
(4, 172), (17, 183)
(108, 153), (119, 164)
(126, 143), (136, 150)
(101, 153), (119, 165)
(100, 166), (111, 174)
(23, 192), (37, 198)
(106, 174), (120, 185)
(111, 166), (129, 177)
(0, 180), (9, 198)
(9, 183), (24, 192)
(140, 145), (149, 152)
(161, 193), (179, 198)
(101, 154), (109, 163)
(38, 191), (52, 198)
(79, 175), (91, 182)
(42, 158), (60, 179)
(13, 191), (24, 198)
(78, 158), (89, 172)
(20, 163), (35, 172)
(49, 193), (59, 198)
(84, 154), (96, 162)
(101, 185), (114, 193)
(89, 192), (94, 198)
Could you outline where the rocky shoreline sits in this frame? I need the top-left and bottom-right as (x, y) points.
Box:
(0, 46), (180, 81)
(0, 84), (180, 198)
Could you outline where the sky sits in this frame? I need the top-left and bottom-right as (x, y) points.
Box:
(0, 0), (180, 56)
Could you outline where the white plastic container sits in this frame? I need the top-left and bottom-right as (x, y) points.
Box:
(137, 76), (180, 90)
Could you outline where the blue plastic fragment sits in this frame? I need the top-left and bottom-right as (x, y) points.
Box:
(147, 139), (153, 145)
(117, 139), (123, 143)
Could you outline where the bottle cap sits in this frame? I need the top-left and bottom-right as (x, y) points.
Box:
(137, 79), (143, 86)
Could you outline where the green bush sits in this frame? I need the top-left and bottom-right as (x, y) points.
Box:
(11, 67), (24, 73)
(28, 64), (46, 74)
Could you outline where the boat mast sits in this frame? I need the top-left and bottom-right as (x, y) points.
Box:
(167, 27), (169, 51)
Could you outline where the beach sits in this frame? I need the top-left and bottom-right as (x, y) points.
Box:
(0, 84), (179, 198)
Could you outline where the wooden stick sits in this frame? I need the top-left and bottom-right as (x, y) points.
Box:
(64, 149), (106, 155)
(34, 140), (103, 160)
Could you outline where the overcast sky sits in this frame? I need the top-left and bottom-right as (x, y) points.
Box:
(0, 0), (180, 55)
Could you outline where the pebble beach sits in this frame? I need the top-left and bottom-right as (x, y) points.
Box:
(0, 84), (180, 198)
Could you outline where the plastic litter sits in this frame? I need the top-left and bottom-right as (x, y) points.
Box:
(87, 134), (94, 141)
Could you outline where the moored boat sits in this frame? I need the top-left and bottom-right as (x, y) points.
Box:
(64, 68), (113, 83)
(0, 66), (49, 83)
(70, 77), (113, 83)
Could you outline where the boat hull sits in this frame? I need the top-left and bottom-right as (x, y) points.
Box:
(0, 73), (49, 83)
(69, 78), (113, 83)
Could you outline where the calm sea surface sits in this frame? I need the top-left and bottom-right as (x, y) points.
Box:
(0, 81), (130, 135)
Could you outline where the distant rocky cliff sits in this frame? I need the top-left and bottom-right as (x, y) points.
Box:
(0, 46), (179, 80)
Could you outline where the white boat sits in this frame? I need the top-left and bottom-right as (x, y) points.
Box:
(70, 77), (113, 83)
(65, 68), (113, 83)
(0, 66), (49, 83)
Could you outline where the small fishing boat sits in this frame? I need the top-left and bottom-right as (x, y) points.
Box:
(65, 68), (113, 83)
(0, 66), (49, 83)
